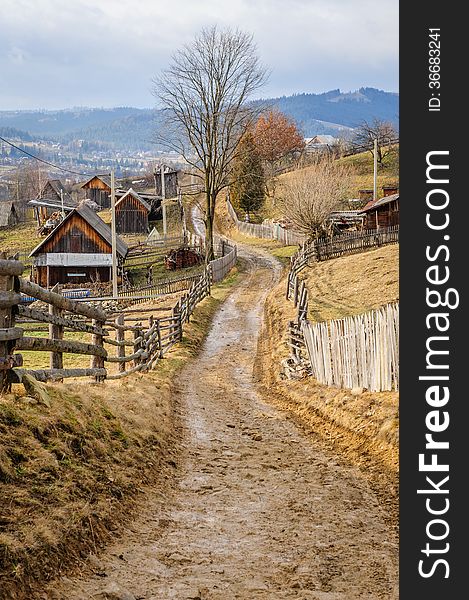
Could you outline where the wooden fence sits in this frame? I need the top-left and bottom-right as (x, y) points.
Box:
(226, 197), (306, 246)
(302, 303), (399, 392)
(283, 225), (399, 392)
(0, 241), (237, 389)
(286, 225), (399, 301)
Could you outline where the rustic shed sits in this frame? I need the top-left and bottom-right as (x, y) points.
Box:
(115, 188), (151, 234)
(154, 166), (179, 198)
(361, 193), (399, 230)
(116, 189), (161, 220)
(0, 201), (19, 228)
(30, 204), (128, 288)
(80, 175), (113, 209)
(34, 179), (75, 224)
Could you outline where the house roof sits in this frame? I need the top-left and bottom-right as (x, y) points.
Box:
(28, 198), (75, 211)
(305, 135), (336, 145)
(115, 188), (151, 212)
(80, 174), (112, 189)
(30, 203), (128, 258)
(361, 193), (399, 212)
(0, 201), (16, 226)
(328, 210), (364, 223)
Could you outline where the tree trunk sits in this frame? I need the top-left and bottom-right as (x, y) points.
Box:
(205, 191), (216, 262)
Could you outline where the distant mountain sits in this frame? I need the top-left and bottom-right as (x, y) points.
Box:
(263, 87), (399, 135)
(0, 88), (398, 151)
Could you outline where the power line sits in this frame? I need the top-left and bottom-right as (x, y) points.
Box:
(0, 135), (94, 176)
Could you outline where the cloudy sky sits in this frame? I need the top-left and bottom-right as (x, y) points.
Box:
(1, 0), (398, 111)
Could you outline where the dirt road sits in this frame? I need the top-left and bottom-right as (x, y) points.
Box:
(49, 246), (398, 600)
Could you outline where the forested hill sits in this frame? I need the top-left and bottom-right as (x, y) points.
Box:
(0, 88), (398, 151)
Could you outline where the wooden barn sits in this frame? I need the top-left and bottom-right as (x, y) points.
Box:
(33, 179), (75, 224)
(80, 175), (113, 209)
(361, 193), (399, 230)
(30, 204), (128, 288)
(0, 201), (19, 228)
(115, 188), (150, 234)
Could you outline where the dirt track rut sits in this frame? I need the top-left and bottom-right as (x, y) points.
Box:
(50, 246), (398, 600)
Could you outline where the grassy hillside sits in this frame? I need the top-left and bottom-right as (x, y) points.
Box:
(277, 145), (399, 202)
(301, 244), (399, 322)
(337, 145), (399, 197)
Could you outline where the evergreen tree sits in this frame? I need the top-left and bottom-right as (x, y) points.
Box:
(230, 131), (265, 218)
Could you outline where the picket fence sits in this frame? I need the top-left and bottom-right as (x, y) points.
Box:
(302, 303), (399, 392)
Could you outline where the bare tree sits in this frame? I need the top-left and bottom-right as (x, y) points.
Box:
(153, 26), (268, 260)
(277, 159), (352, 239)
(353, 118), (398, 164)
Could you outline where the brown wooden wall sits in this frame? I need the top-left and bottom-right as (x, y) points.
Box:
(115, 196), (149, 234)
(82, 178), (111, 208)
(85, 188), (110, 209)
(35, 266), (111, 288)
(364, 200), (399, 229)
(41, 212), (111, 254)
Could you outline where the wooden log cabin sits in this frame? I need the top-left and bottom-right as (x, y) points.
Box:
(80, 175), (113, 209)
(115, 188), (150, 234)
(29, 204), (128, 288)
(360, 193), (399, 230)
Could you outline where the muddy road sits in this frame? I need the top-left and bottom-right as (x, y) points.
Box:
(49, 246), (398, 600)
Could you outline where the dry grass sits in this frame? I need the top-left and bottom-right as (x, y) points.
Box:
(0, 266), (241, 599)
(275, 146), (399, 208)
(301, 244), (399, 322)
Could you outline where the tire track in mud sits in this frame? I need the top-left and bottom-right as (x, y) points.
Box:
(48, 244), (398, 600)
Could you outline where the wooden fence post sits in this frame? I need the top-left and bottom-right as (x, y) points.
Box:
(0, 254), (23, 393)
(133, 323), (142, 368)
(116, 313), (125, 373)
(49, 283), (63, 373)
(91, 319), (105, 382)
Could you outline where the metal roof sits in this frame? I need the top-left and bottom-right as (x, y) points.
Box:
(28, 198), (75, 211)
(30, 203), (128, 258)
(361, 193), (399, 212)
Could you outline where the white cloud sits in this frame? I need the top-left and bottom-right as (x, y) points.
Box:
(0, 0), (398, 109)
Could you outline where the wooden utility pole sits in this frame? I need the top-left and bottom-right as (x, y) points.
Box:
(373, 138), (378, 201)
(161, 164), (167, 236)
(111, 169), (118, 298)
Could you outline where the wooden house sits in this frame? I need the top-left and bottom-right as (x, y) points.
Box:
(115, 188), (150, 234)
(361, 193), (399, 230)
(0, 201), (19, 228)
(30, 204), (128, 288)
(115, 189), (161, 221)
(80, 175), (113, 209)
(33, 179), (75, 224)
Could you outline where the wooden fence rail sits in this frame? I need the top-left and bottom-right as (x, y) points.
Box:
(0, 240), (237, 388)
